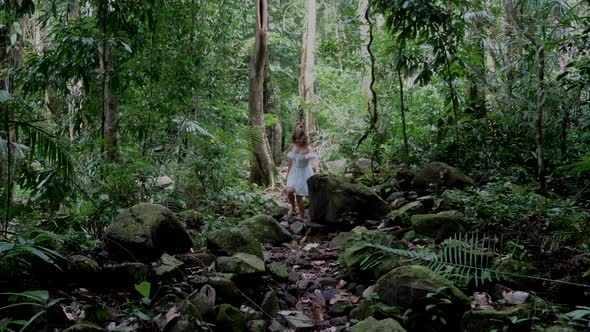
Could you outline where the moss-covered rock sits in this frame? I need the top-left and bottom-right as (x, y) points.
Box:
(384, 201), (424, 227)
(412, 162), (474, 191)
(207, 226), (264, 259)
(216, 252), (265, 274)
(207, 276), (240, 304)
(104, 203), (193, 260)
(242, 215), (291, 244)
(375, 265), (469, 309)
(68, 255), (100, 273)
(154, 253), (184, 282)
(102, 262), (148, 288)
(261, 290), (279, 318)
(216, 304), (246, 332)
(308, 174), (388, 226)
(267, 262), (289, 279)
(167, 300), (203, 332)
(351, 317), (407, 332)
(342, 237), (408, 283)
(411, 213), (465, 240)
(461, 305), (530, 332)
(250, 319), (267, 332)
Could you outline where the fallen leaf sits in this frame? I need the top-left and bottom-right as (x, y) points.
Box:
(153, 305), (181, 331)
(471, 292), (494, 310)
(61, 303), (85, 322)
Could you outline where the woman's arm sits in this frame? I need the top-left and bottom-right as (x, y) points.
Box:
(287, 145), (293, 176)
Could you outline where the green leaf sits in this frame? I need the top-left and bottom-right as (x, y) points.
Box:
(133, 308), (151, 321)
(121, 41), (132, 53)
(0, 90), (10, 103)
(13, 22), (21, 35)
(134, 281), (151, 298)
(10, 34), (16, 45)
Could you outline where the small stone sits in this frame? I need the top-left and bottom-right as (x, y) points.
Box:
(329, 301), (354, 315)
(216, 252), (265, 274)
(329, 316), (348, 326)
(269, 319), (285, 332)
(250, 319), (267, 332)
(268, 262), (289, 279)
(280, 311), (314, 330)
(317, 277), (338, 287)
(283, 292), (297, 307)
(288, 271), (300, 283)
(290, 221), (305, 235)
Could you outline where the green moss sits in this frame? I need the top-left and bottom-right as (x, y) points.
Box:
(216, 304), (246, 332)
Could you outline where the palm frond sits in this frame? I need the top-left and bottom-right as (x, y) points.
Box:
(172, 117), (215, 139)
(240, 126), (265, 155)
(14, 121), (76, 185)
(356, 232), (590, 289)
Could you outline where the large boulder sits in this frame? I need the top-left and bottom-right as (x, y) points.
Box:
(375, 265), (469, 309)
(411, 213), (465, 240)
(104, 203), (192, 260)
(308, 174), (388, 226)
(206, 227), (264, 259)
(412, 162), (474, 191)
(242, 215), (291, 244)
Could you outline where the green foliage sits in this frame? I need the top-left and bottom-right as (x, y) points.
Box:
(0, 233), (66, 275)
(356, 232), (590, 289)
(0, 290), (64, 332)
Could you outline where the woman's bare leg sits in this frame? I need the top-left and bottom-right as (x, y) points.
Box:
(287, 187), (296, 215)
(296, 195), (305, 220)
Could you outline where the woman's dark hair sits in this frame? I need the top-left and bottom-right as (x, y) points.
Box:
(291, 123), (309, 145)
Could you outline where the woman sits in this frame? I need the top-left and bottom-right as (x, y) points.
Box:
(286, 125), (318, 221)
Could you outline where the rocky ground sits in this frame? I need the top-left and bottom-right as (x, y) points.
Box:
(2, 161), (588, 331)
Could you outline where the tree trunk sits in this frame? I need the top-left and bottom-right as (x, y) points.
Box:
(98, 0), (117, 160)
(536, 46), (546, 193)
(357, 0), (370, 97)
(397, 67), (409, 156)
(298, 0), (316, 136)
(249, 0), (276, 187)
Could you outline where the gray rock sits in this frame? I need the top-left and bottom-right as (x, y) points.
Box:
(207, 226), (264, 259)
(351, 317), (407, 332)
(216, 252), (265, 274)
(261, 290), (279, 318)
(411, 213), (465, 240)
(412, 162), (474, 191)
(324, 159), (348, 174)
(280, 311), (314, 330)
(308, 174), (387, 226)
(104, 203), (192, 260)
(375, 265), (468, 310)
(154, 253), (184, 282)
(243, 215), (291, 244)
(290, 221), (305, 235)
(102, 262), (148, 288)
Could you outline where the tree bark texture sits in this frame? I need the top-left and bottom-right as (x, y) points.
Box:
(249, 0), (276, 187)
(357, 0), (370, 97)
(298, 0), (316, 136)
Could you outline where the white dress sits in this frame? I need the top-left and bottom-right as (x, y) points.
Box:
(287, 152), (317, 196)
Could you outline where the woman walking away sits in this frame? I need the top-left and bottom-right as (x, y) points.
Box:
(286, 124), (318, 221)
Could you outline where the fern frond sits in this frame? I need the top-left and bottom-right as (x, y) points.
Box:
(356, 233), (590, 289)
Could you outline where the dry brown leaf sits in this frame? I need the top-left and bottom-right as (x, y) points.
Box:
(153, 305), (181, 332)
(351, 296), (360, 304)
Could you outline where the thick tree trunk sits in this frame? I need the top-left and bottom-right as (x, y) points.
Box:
(298, 0), (316, 136)
(98, 0), (117, 160)
(357, 0), (370, 97)
(249, 0), (275, 187)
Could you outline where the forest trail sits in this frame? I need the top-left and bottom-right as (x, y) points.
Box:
(257, 168), (362, 331)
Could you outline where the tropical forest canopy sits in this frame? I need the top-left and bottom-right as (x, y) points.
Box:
(1, 0), (590, 331)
